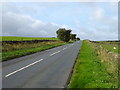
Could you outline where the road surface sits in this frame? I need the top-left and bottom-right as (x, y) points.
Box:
(2, 41), (82, 88)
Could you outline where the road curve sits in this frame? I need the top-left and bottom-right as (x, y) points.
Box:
(2, 41), (82, 88)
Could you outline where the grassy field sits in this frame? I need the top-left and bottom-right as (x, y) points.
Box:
(69, 40), (118, 88)
(1, 36), (75, 61)
(1, 40), (69, 61)
(2, 41), (61, 52)
(2, 41), (67, 61)
(1, 36), (58, 41)
(94, 41), (120, 44)
(93, 41), (119, 54)
(100, 44), (118, 53)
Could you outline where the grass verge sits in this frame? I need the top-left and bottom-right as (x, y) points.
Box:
(2, 42), (68, 61)
(68, 40), (118, 88)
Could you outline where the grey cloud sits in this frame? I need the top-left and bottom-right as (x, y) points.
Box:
(2, 2), (118, 41)
(75, 15), (118, 41)
(2, 12), (62, 37)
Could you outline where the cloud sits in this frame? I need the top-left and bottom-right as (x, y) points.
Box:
(90, 7), (118, 26)
(2, 2), (118, 41)
(91, 7), (118, 33)
(2, 12), (68, 37)
(92, 8), (104, 20)
(75, 6), (118, 41)
(2, 2), (72, 37)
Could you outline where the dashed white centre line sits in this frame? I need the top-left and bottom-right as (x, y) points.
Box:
(5, 59), (44, 78)
(50, 51), (61, 56)
(63, 48), (66, 50)
(5, 44), (74, 78)
(63, 47), (67, 50)
(50, 52), (57, 56)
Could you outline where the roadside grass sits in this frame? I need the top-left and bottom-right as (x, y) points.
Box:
(69, 40), (118, 88)
(2, 41), (68, 61)
(2, 40), (76, 61)
(1, 36), (58, 41)
(1, 36), (76, 61)
(2, 41), (63, 52)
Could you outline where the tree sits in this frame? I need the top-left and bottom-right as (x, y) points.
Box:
(76, 37), (80, 40)
(70, 34), (76, 40)
(56, 28), (71, 42)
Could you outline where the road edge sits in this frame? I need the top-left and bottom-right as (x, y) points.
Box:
(64, 41), (82, 88)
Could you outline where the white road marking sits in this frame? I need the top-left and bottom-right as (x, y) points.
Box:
(50, 51), (61, 56)
(5, 59), (44, 77)
(63, 47), (67, 50)
(50, 52), (57, 56)
(63, 48), (66, 50)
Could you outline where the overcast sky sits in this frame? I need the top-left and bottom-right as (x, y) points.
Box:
(2, 2), (118, 41)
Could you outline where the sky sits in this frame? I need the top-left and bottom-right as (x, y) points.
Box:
(2, 2), (118, 41)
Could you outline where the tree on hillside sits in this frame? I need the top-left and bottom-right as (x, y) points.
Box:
(76, 37), (80, 40)
(70, 34), (76, 40)
(56, 28), (71, 42)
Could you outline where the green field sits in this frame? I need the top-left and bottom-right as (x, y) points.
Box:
(69, 40), (118, 88)
(95, 41), (120, 44)
(93, 41), (119, 54)
(1, 36), (75, 61)
(1, 36), (58, 41)
(101, 44), (118, 53)
(2, 41), (67, 61)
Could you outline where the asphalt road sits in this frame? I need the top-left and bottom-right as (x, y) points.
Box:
(2, 41), (82, 88)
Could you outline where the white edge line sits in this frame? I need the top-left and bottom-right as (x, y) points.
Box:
(5, 59), (43, 77)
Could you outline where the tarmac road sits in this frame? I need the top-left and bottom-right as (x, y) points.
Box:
(2, 41), (82, 88)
